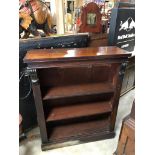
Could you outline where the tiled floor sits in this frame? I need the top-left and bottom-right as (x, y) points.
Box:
(19, 89), (135, 155)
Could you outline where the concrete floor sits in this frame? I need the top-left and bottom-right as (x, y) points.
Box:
(19, 89), (135, 155)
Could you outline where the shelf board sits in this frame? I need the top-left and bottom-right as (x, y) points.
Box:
(46, 101), (112, 122)
(48, 118), (110, 143)
(43, 83), (114, 100)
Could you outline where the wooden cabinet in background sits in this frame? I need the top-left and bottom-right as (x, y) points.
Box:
(121, 56), (135, 95)
(24, 46), (131, 150)
(114, 100), (135, 155)
(88, 33), (108, 47)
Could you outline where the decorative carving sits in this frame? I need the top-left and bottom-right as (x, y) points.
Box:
(27, 68), (39, 84)
(119, 62), (127, 81)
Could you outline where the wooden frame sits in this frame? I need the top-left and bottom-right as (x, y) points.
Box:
(79, 2), (102, 33)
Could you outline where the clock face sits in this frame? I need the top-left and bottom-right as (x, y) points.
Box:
(87, 13), (97, 26)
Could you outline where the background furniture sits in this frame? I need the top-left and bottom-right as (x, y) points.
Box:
(79, 2), (102, 33)
(121, 55), (135, 95)
(114, 99), (135, 155)
(24, 46), (131, 150)
(88, 33), (108, 47)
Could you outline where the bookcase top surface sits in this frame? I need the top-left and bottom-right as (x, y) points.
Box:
(24, 46), (131, 63)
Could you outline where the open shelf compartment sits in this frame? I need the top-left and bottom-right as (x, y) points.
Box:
(43, 82), (115, 100)
(46, 101), (112, 122)
(47, 116), (111, 143)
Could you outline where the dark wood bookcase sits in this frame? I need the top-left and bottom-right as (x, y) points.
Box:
(24, 46), (131, 150)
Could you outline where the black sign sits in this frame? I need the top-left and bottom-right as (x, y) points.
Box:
(108, 3), (135, 52)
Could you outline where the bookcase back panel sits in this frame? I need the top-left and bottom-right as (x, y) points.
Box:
(38, 64), (116, 87)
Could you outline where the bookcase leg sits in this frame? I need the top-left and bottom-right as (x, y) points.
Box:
(110, 63), (127, 131)
(29, 69), (48, 143)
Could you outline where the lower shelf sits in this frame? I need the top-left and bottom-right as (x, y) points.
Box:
(46, 117), (113, 148)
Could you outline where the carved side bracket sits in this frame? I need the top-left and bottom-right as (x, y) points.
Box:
(27, 68), (39, 84)
(119, 62), (127, 81)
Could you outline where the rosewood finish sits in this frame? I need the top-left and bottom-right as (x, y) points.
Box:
(24, 46), (130, 62)
(24, 46), (131, 150)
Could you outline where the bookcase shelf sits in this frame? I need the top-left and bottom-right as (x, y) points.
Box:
(43, 82), (115, 100)
(46, 101), (112, 122)
(24, 46), (131, 150)
(47, 117), (111, 143)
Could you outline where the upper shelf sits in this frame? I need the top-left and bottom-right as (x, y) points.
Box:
(24, 46), (131, 63)
(43, 82), (115, 100)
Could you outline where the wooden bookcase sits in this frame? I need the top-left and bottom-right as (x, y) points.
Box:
(24, 47), (131, 150)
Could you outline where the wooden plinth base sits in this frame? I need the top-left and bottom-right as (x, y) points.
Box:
(41, 131), (115, 151)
